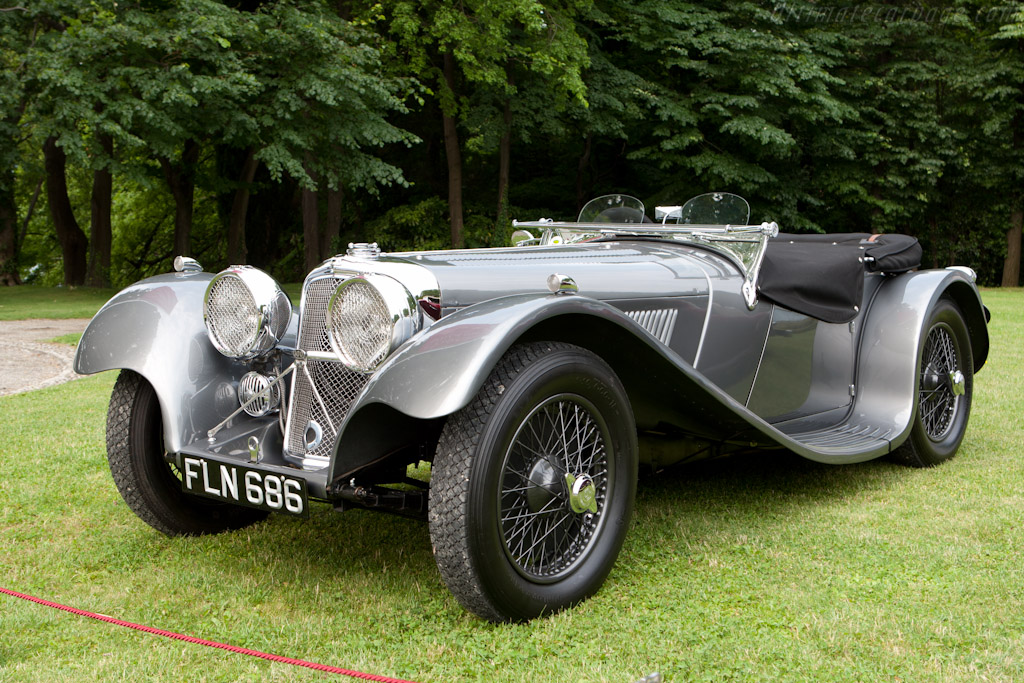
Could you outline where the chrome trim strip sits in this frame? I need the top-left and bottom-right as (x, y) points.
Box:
(305, 350), (339, 362)
(744, 303), (776, 408)
(692, 264), (714, 369)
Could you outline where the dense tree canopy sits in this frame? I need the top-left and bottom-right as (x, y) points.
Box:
(1, 0), (1022, 287)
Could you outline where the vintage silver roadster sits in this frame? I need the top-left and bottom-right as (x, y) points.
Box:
(74, 193), (989, 622)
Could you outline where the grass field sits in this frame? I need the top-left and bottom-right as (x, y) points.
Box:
(0, 286), (118, 320)
(0, 288), (1021, 682)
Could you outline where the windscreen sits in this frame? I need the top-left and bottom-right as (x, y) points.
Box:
(577, 194), (647, 223)
(669, 192), (750, 225)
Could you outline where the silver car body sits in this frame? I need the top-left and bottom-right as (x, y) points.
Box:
(75, 233), (989, 502)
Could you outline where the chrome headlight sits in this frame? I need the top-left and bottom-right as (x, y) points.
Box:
(204, 266), (291, 359)
(327, 274), (420, 373)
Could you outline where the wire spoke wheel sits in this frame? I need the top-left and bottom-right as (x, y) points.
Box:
(499, 395), (611, 582)
(429, 342), (637, 622)
(918, 324), (962, 441)
(893, 299), (974, 468)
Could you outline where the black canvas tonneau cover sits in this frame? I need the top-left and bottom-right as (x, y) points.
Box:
(758, 233), (921, 323)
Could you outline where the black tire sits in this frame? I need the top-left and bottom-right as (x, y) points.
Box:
(892, 299), (974, 467)
(428, 342), (637, 622)
(106, 370), (268, 535)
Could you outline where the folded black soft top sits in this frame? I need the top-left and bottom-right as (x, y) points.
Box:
(758, 233), (922, 323)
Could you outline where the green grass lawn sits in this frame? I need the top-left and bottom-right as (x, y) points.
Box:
(1, 288), (1022, 682)
(0, 286), (119, 320)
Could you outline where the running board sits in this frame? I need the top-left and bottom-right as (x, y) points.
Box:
(769, 416), (896, 463)
(787, 422), (893, 454)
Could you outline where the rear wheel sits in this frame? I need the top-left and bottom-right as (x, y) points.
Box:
(893, 300), (974, 467)
(106, 370), (268, 535)
(429, 342), (637, 622)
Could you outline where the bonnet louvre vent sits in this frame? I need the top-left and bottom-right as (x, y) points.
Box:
(625, 309), (678, 346)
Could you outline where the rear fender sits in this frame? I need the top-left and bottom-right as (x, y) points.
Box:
(852, 268), (988, 449)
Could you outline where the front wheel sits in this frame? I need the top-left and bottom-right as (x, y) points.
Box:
(429, 343), (637, 622)
(106, 370), (268, 535)
(892, 299), (974, 467)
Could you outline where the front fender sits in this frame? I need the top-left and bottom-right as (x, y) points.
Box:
(74, 272), (248, 453)
(348, 293), (653, 421)
(329, 293), (664, 480)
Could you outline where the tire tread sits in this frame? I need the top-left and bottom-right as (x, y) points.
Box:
(106, 370), (266, 536)
(429, 342), (586, 621)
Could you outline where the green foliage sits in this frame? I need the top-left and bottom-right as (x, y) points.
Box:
(25, 0), (414, 192)
(364, 197), (496, 251)
(3, 0), (1024, 284)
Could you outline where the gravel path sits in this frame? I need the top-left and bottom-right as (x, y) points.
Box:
(0, 319), (92, 397)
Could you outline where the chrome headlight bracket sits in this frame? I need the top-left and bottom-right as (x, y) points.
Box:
(204, 266), (292, 360)
(327, 274), (421, 373)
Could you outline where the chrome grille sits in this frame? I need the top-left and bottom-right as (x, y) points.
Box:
(286, 275), (369, 463)
(239, 371), (280, 417)
(298, 277), (340, 353)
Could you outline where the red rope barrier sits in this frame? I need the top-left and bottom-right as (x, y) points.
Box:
(0, 586), (419, 683)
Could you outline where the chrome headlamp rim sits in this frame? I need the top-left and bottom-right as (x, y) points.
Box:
(203, 266), (291, 360)
(327, 273), (420, 374)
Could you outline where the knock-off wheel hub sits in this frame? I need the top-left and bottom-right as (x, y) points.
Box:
(949, 369), (966, 396)
(565, 473), (598, 514)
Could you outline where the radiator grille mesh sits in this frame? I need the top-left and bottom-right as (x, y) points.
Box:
(286, 276), (369, 462)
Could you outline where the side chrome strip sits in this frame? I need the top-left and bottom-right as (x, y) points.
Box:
(744, 303), (776, 408)
(692, 263), (714, 369)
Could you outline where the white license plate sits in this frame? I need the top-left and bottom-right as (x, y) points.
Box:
(181, 456), (308, 517)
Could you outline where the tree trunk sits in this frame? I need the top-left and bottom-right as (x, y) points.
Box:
(302, 154), (320, 273)
(160, 139), (199, 258)
(1003, 204), (1023, 287)
(43, 136), (88, 286)
(442, 52), (465, 248)
(18, 178), (42, 252)
(321, 187), (343, 261)
(575, 134), (592, 213)
(227, 147), (259, 265)
(495, 96), (512, 248)
(1002, 101), (1021, 287)
(0, 176), (20, 286)
(86, 133), (113, 288)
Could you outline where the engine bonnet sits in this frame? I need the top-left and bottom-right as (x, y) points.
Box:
(389, 241), (722, 309)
